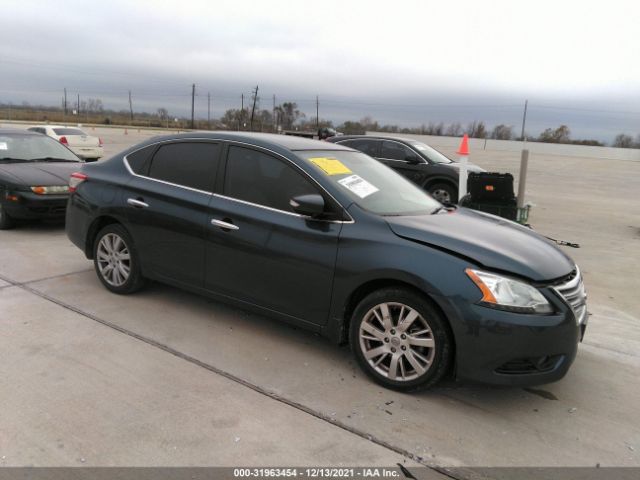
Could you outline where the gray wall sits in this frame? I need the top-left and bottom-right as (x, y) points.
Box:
(366, 132), (640, 161)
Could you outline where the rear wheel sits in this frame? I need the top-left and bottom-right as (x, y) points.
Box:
(427, 182), (457, 204)
(93, 224), (145, 294)
(350, 287), (452, 391)
(0, 204), (14, 230)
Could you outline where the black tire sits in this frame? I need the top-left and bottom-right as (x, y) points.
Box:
(0, 203), (14, 230)
(427, 182), (457, 204)
(349, 287), (453, 391)
(93, 223), (145, 294)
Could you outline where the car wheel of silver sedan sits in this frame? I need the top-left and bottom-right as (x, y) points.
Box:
(350, 287), (452, 391)
(93, 223), (145, 294)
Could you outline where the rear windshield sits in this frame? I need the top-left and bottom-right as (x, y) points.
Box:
(53, 128), (86, 136)
(297, 150), (440, 216)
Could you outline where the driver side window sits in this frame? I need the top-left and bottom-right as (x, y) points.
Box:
(224, 146), (320, 214)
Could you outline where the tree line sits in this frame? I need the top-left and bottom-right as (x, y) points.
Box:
(2, 99), (637, 148)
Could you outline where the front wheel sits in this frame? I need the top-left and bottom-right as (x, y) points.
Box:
(93, 224), (145, 294)
(350, 288), (453, 391)
(427, 183), (457, 204)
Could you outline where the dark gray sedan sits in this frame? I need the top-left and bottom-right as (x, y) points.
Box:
(66, 132), (586, 391)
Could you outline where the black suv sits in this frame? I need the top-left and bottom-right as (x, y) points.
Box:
(327, 135), (484, 203)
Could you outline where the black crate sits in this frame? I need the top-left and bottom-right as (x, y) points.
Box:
(459, 196), (530, 224)
(467, 172), (515, 202)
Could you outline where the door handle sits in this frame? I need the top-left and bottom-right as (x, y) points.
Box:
(211, 219), (239, 231)
(127, 198), (149, 208)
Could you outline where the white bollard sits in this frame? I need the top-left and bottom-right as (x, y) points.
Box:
(458, 154), (468, 201)
(456, 134), (470, 202)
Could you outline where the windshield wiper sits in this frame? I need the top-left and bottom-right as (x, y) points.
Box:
(432, 203), (457, 214)
(0, 157), (31, 163)
(30, 157), (80, 163)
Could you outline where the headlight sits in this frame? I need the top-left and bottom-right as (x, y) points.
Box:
(31, 185), (70, 195)
(465, 268), (553, 314)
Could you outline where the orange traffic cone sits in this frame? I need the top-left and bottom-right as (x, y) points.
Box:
(457, 133), (469, 156)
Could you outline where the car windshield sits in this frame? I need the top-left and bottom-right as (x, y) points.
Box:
(0, 134), (81, 162)
(297, 150), (441, 216)
(53, 128), (86, 136)
(409, 141), (452, 164)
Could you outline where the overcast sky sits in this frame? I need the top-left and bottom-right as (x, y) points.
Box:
(2, 0), (639, 141)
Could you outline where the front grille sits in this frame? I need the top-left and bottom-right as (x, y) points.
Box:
(554, 267), (588, 325)
(28, 205), (67, 216)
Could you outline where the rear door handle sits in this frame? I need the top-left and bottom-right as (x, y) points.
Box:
(211, 219), (239, 231)
(127, 198), (149, 208)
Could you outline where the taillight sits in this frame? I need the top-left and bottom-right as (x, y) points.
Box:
(99, 137), (104, 146)
(59, 136), (68, 145)
(69, 172), (87, 193)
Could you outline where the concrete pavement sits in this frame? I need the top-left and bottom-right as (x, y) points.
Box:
(0, 124), (638, 475)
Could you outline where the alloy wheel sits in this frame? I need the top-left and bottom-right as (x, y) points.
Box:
(359, 302), (436, 381)
(96, 233), (131, 287)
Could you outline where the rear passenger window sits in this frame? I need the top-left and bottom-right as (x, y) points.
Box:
(224, 146), (318, 213)
(126, 146), (155, 175)
(342, 139), (379, 156)
(148, 142), (220, 192)
(381, 141), (414, 161)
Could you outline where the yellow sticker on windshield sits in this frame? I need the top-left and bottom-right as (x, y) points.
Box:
(309, 157), (352, 176)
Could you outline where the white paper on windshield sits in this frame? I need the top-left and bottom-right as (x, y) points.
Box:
(337, 174), (379, 198)
(0, 142), (7, 150)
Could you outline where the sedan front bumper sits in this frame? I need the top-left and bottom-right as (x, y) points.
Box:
(434, 291), (582, 386)
(3, 192), (70, 219)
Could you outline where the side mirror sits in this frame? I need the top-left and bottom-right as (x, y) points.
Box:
(405, 154), (420, 164)
(290, 194), (325, 217)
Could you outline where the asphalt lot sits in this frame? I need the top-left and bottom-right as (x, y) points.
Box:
(1, 125), (639, 474)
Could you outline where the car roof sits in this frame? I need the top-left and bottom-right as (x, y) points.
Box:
(331, 135), (419, 144)
(136, 131), (353, 153)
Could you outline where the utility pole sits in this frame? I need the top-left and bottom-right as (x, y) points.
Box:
(520, 99), (528, 141)
(128, 90), (134, 123)
(316, 95), (319, 129)
(77, 93), (80, 118)
(240, 93), (244, 130)
(250, 85), (259, 131)
(207, 92), (211, 129)
(63, 88), (68, 116)
(272, 94), (276, 132)
(518, 99), (530, 209)
(190, 84), (196, 129)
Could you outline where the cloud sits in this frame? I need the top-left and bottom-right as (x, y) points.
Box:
(2, 0), (640, 140)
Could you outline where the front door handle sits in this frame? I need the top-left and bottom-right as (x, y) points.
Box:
(127, 198), (149, 208)
(211, 219), (239, 231)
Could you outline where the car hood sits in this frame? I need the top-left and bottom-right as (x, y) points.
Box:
(0, 162), (81, 186)
(386, 208), (574, 282)
(442, 162), (485, 173)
